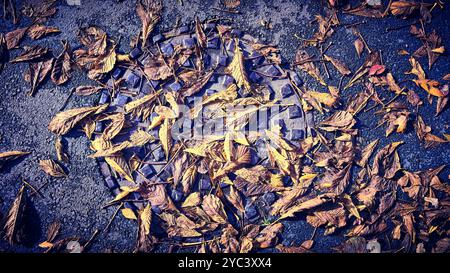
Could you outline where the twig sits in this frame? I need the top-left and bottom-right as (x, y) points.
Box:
(22, 178), (44, 198)
(59, 88), (75, 111)
(83, 229), (99, 251)
(102, 203), (123, 234)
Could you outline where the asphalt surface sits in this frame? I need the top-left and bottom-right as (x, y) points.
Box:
(0, 0), (449, 253)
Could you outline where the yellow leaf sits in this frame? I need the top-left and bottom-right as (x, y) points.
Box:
(105, 156), (134, 183)
(109, 186), (139, 203)
(121, 208), (137, 220)
(431, 46), (445, 54)
(224, 132), (233, 162)
(38, 241), (54, 249)
(130, 130), (154, 147)
(182, 192), (202, 208)
(225, 39), (251, 91)
(140, 204), (152, 235)
(48, 104), (108, 135)
(159, 119), (171, 161)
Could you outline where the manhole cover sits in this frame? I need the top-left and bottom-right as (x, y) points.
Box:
(93, 22), (313, 232)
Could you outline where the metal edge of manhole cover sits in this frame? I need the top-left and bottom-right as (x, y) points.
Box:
(94, 22), (313, 228)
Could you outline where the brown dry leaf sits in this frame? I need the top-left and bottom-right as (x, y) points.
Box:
(195, 17), (207, 48)
(354, 38), (364, 57)
(324, 54), (351, 76)
(0, 151), (30, 170)
(414, 115), (448, 148)
(181, 165), (197, 194)
(3, 186), (28, 245)
(223, 0), (240, 8)
(39, 159), (67, 178)
(109, 186), (139, 204)
(6, 27), (28, 49)
(278, 193), (336, 220)
(130, 130), (154, 147)
(406, 57), (426, 80)
(385, 73), (403, 95)
(344, 3), (384, 18)
(225, 39), (251, 91)
(124, 90), (161, 120)
(436, 96), (448, 116)
(135, 204), (155, 252)
(356, 139), (379, 167)
(24, 58), (54, 96)
(201, 194), (228, 224)
(276, 244), (311, 253)
(91, 45), (117, 76)
(318, 164), (352, 195)
(254, 223), (283, 249)
(225, 186), (245, 213)
(55, 136), (69, 163)
(295, 49), (326, 86)
(390, 1), (421, 16)
(306, 91), (337, 108)
(74, 86), (104, 96)
(10, 45), (49, 63)
(372, 141), (403, 179)
(99, 113), (126, 141)
(28, 24), (60, 40)
(383, 110), (410, 137)
(107, 156), (134, 183)
(180, 70), (214, 98)
(136, 0), (162, 48)
(48, 104), (108, 135)
(51, 41), (72, 85)
(319, 110), (356, 133)
(306, 205), (346, 235)
(251, 42), (281, 65)
(406, 89), (422, 106)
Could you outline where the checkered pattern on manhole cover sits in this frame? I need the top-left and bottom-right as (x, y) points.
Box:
(95, 22), (313, 225)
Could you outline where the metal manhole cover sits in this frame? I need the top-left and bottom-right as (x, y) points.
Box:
(94, 22), (313, 228)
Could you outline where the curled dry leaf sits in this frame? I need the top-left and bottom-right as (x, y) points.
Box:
(201, 194), (228, 224)
(48, 104), (108, 135)
(51, 40), (72, 85)
(10, 45), (49, 63)
(74, 85), (104, 96)
(28, 24), (60, 40)
(254, 223), (283, 248)
(195, 17), (207, 48)
(6, 27), (28, 49)
(24, 58), (54, 96)
(3, 186), (28, 245)
(0, 151), (31, 170)
(39, 159), (67, 177)
(55, 136), (69, 163)
(136, 0), (162, 48)
(354, 38), (364, 57)
(295, 49), (326, 86)
(225, 39), (251, 92)
(324, 54), (351, 76)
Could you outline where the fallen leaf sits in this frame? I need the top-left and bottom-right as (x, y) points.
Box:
(0, 151), (31, 170)
(48, 104), (108, 135)
(39, 159), (67, 177)
(225, 39), (251, 91)
(28, 24), (60, 40)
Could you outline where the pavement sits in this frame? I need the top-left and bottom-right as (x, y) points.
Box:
(0, 0), (449, 253)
